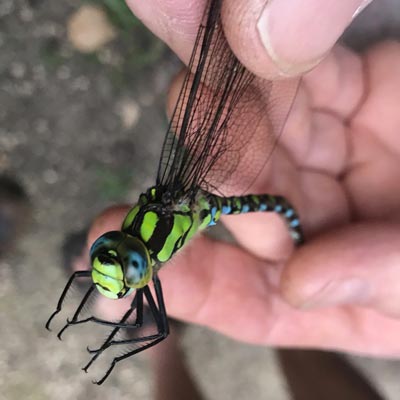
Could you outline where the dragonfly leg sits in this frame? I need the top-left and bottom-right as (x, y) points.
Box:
(87, 290), (144, 352)
(66, 291), (143, 329)
(82, 290), (144, 372)
(92, 275), (169, 385)
(57, 284), (96, 340)
(46, 270), (91, 331)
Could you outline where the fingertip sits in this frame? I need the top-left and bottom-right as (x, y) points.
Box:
(223, 0), (370, 78)
(256, 0), (368, 76)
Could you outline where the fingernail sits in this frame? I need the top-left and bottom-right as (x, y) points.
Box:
(257, 0), (370, 76)
(300, 278), (371, 309)
(353, 0), (374, 19)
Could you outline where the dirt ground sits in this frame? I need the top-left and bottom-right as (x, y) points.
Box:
(1, 1), (400, 399)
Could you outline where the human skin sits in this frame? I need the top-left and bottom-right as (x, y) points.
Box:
(85, 0), (400, 357)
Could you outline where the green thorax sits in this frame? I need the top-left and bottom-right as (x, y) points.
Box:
(120, 186), (303, 268)
(121, 187), (221, 266)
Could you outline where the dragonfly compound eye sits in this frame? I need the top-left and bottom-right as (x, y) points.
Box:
(90, 231), (152, 299)
(118, 235), (152, 290)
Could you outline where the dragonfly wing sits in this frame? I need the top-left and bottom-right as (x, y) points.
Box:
(156, 0), (299, 198)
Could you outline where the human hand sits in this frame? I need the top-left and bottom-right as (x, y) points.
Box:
(85, 0), (400, 357)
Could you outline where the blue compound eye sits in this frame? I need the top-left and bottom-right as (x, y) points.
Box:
(117, 235), (152, 289)
(123, 251), (149, 288)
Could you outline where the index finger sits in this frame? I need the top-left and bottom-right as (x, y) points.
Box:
(87, 207), (400, 356)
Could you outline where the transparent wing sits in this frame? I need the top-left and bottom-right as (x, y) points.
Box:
(156, 0), (299, 198)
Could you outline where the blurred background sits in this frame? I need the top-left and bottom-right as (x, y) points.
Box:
(0, 0), (400, 399)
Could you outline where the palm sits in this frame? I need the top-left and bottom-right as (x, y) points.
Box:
(159, 41), (400, 356)
(222, 42), (399, 252)
(296, 43), (400, 229)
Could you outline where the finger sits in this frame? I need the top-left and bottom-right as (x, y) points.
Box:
(302, 45), (365, 117)
(344, 126), (400, 221)
(281, 222), (400, 319)
(339, 42), (400, 221)
(147, 227), (400, 355)
(154, 232), (400, 357)
(350, 41), (400, 154)
(87, 208), (400, 356)
(278, 47), (362, 181)
(224, 0), (372, 77)
(160, 234), (290, 341)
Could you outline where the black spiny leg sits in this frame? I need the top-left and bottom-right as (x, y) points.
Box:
(93, 274), (169, 385)
(57, 284), (96, 339)
(82, 290), (144, 372)
(46, 270), (92, 331)
(58, 291), (143, 330)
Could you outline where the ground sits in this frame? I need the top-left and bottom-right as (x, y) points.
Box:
(1, 0), (400, 399)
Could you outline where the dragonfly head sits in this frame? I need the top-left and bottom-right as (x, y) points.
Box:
(90, 231), (152, 299)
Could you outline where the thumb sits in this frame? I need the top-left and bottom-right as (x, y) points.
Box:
(223, 0), (373, 77)
(280, 222), (400, 318)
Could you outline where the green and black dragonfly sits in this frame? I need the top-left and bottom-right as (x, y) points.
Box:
(46, 0), (303, 384)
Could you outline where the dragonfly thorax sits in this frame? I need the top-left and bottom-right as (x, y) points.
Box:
(90, 231), (152, 299)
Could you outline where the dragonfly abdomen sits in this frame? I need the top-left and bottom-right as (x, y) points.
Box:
(207, 193), (303, 244)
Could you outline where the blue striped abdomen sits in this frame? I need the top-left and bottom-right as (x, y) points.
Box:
(205, 193), (303, 244)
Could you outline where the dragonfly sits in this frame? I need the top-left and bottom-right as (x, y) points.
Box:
(46, 0), (303, 385)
